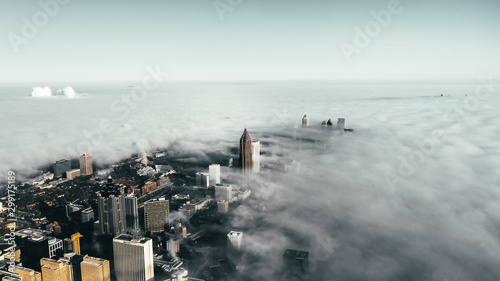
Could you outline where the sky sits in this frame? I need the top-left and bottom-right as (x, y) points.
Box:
(1, 0), (500, 82)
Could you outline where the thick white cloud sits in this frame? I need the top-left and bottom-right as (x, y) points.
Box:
(2, 82), (500, 280)
(31, 86), (52, 97)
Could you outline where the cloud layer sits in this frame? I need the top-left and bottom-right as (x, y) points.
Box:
(2, 81), (500, 280)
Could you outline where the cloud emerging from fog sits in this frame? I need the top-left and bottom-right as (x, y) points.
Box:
(31, 86), (78, 98)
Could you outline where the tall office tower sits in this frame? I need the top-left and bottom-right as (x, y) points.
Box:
(239, 127), (253, 186)
(337, 118), (346, 131)
(61, 253), (84, 281)
(239, 128), (253, 170)
(53, 159), (71, 177)
(63, 233), (82, 255)
(80, 255), (110, 281)
(81, 208), (94, 223)
(227, 231), (243, 251)
(13, 266), (42, 281)
(113, 235), (154, 281)
(252, 141), (260, 173)
(302, 114), (309, 127)
(283, 249), (309, 272)
(14, 229), (63, 271)
(208, 164), (221, 185)
(217, 200), (229, 213)
(40, 258), (72, 281)
(125, 193), (140, 232)
(215, 184), (233, 202)
(144, 197), (169, 234)
(79, 154), (93, 176)
(97, 177), (126, 236)
(195, 172), (209, 188)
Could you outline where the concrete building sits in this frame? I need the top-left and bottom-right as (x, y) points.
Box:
(53, 159), (71, 178)
(195, 172), (209, 188)
(337, 118), (345, 131)
(81, 208), (94, 223)
(208, 164), (221, 186)
(66, 203), (84, 219)
(217, 201), (228, 214)
(125, 193), (140, 232)
(227, 231), (243, 251)
(40, 258), (72, 281)
(63, 233), (81, 255)
(144, 197), (169, 234)
(14, 229), (63, 271)
(79, 154), (93, 176)
(98, 177), (126, 236)
(113, 235), (154, 281)
(302, 114), (309, 127)
(66, 169), (81, 180)
(215, 184), (233, 202)
(252, 141), (260, 173)
(12, 266), (41, 281)
(283, 249), (309, 272)
(80, 255), (110, 281)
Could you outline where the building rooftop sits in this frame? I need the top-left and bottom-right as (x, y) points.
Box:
(113, 234), (151, 245)
(283, 249), (309, 260)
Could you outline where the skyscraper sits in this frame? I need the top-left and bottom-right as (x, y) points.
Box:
(239, 127), (253, 185)
(252, 141), (260, 173)
(302, 114), (309, 127)
(80, 255), (110, 281)
(208, 164), (221, 186)
(195, 172), (209, 188)
(227, 231), (243, 251)
(53, 159), (71, 177)
(40, 258), (72, 281)
(79, 154), (93, 176)
(144, 197), (169, 234)
(125, 193), (139, 232)
(113, 235), (154, 281)
(97, 177), (126, 236)
(215, 184), (233, 202)
(337, 118), (346, 131)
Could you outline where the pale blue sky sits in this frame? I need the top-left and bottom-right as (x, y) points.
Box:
(1, 0), (499, 82)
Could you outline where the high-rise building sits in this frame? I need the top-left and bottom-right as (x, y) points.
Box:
(302, 114), (309, 127)
(113, 234), (154, 281)
(283, 249), (309, 272)
(239, 128), (253, 170)
(40, 258), (72, 281)
(14, 229), (63, 271)
(195, 172), (209, 188)
(215, 184), (233, 202)
(81, 208), (94, 223)
(252, 141), (260, 173)
(66, 169), (81, 179)
(66, 203), (84, 219)
(337, 118), (345, 131)
(217, 200), (228, 214)
(60, 252), (84, 281)
(125, 193), (139, 232)
(79, 154), (93, 176)
(80, 255), (110, 281)
(63, 233), (81, 255)
(227, 231), (243, 251)
(53, 159), (71, 177)
(97, 177), (126, 236)
(12, 266), (42, 281)
(144, 197), (169, 234)
(208, 164), (221, 186)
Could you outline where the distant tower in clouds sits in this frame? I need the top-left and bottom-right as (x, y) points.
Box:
(337, 118), (346, 131)
(239, 127), (253, 171)
(80, 154), (93, 176)
(302, 114), (309, 127)
(252, 141), (260, 173)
